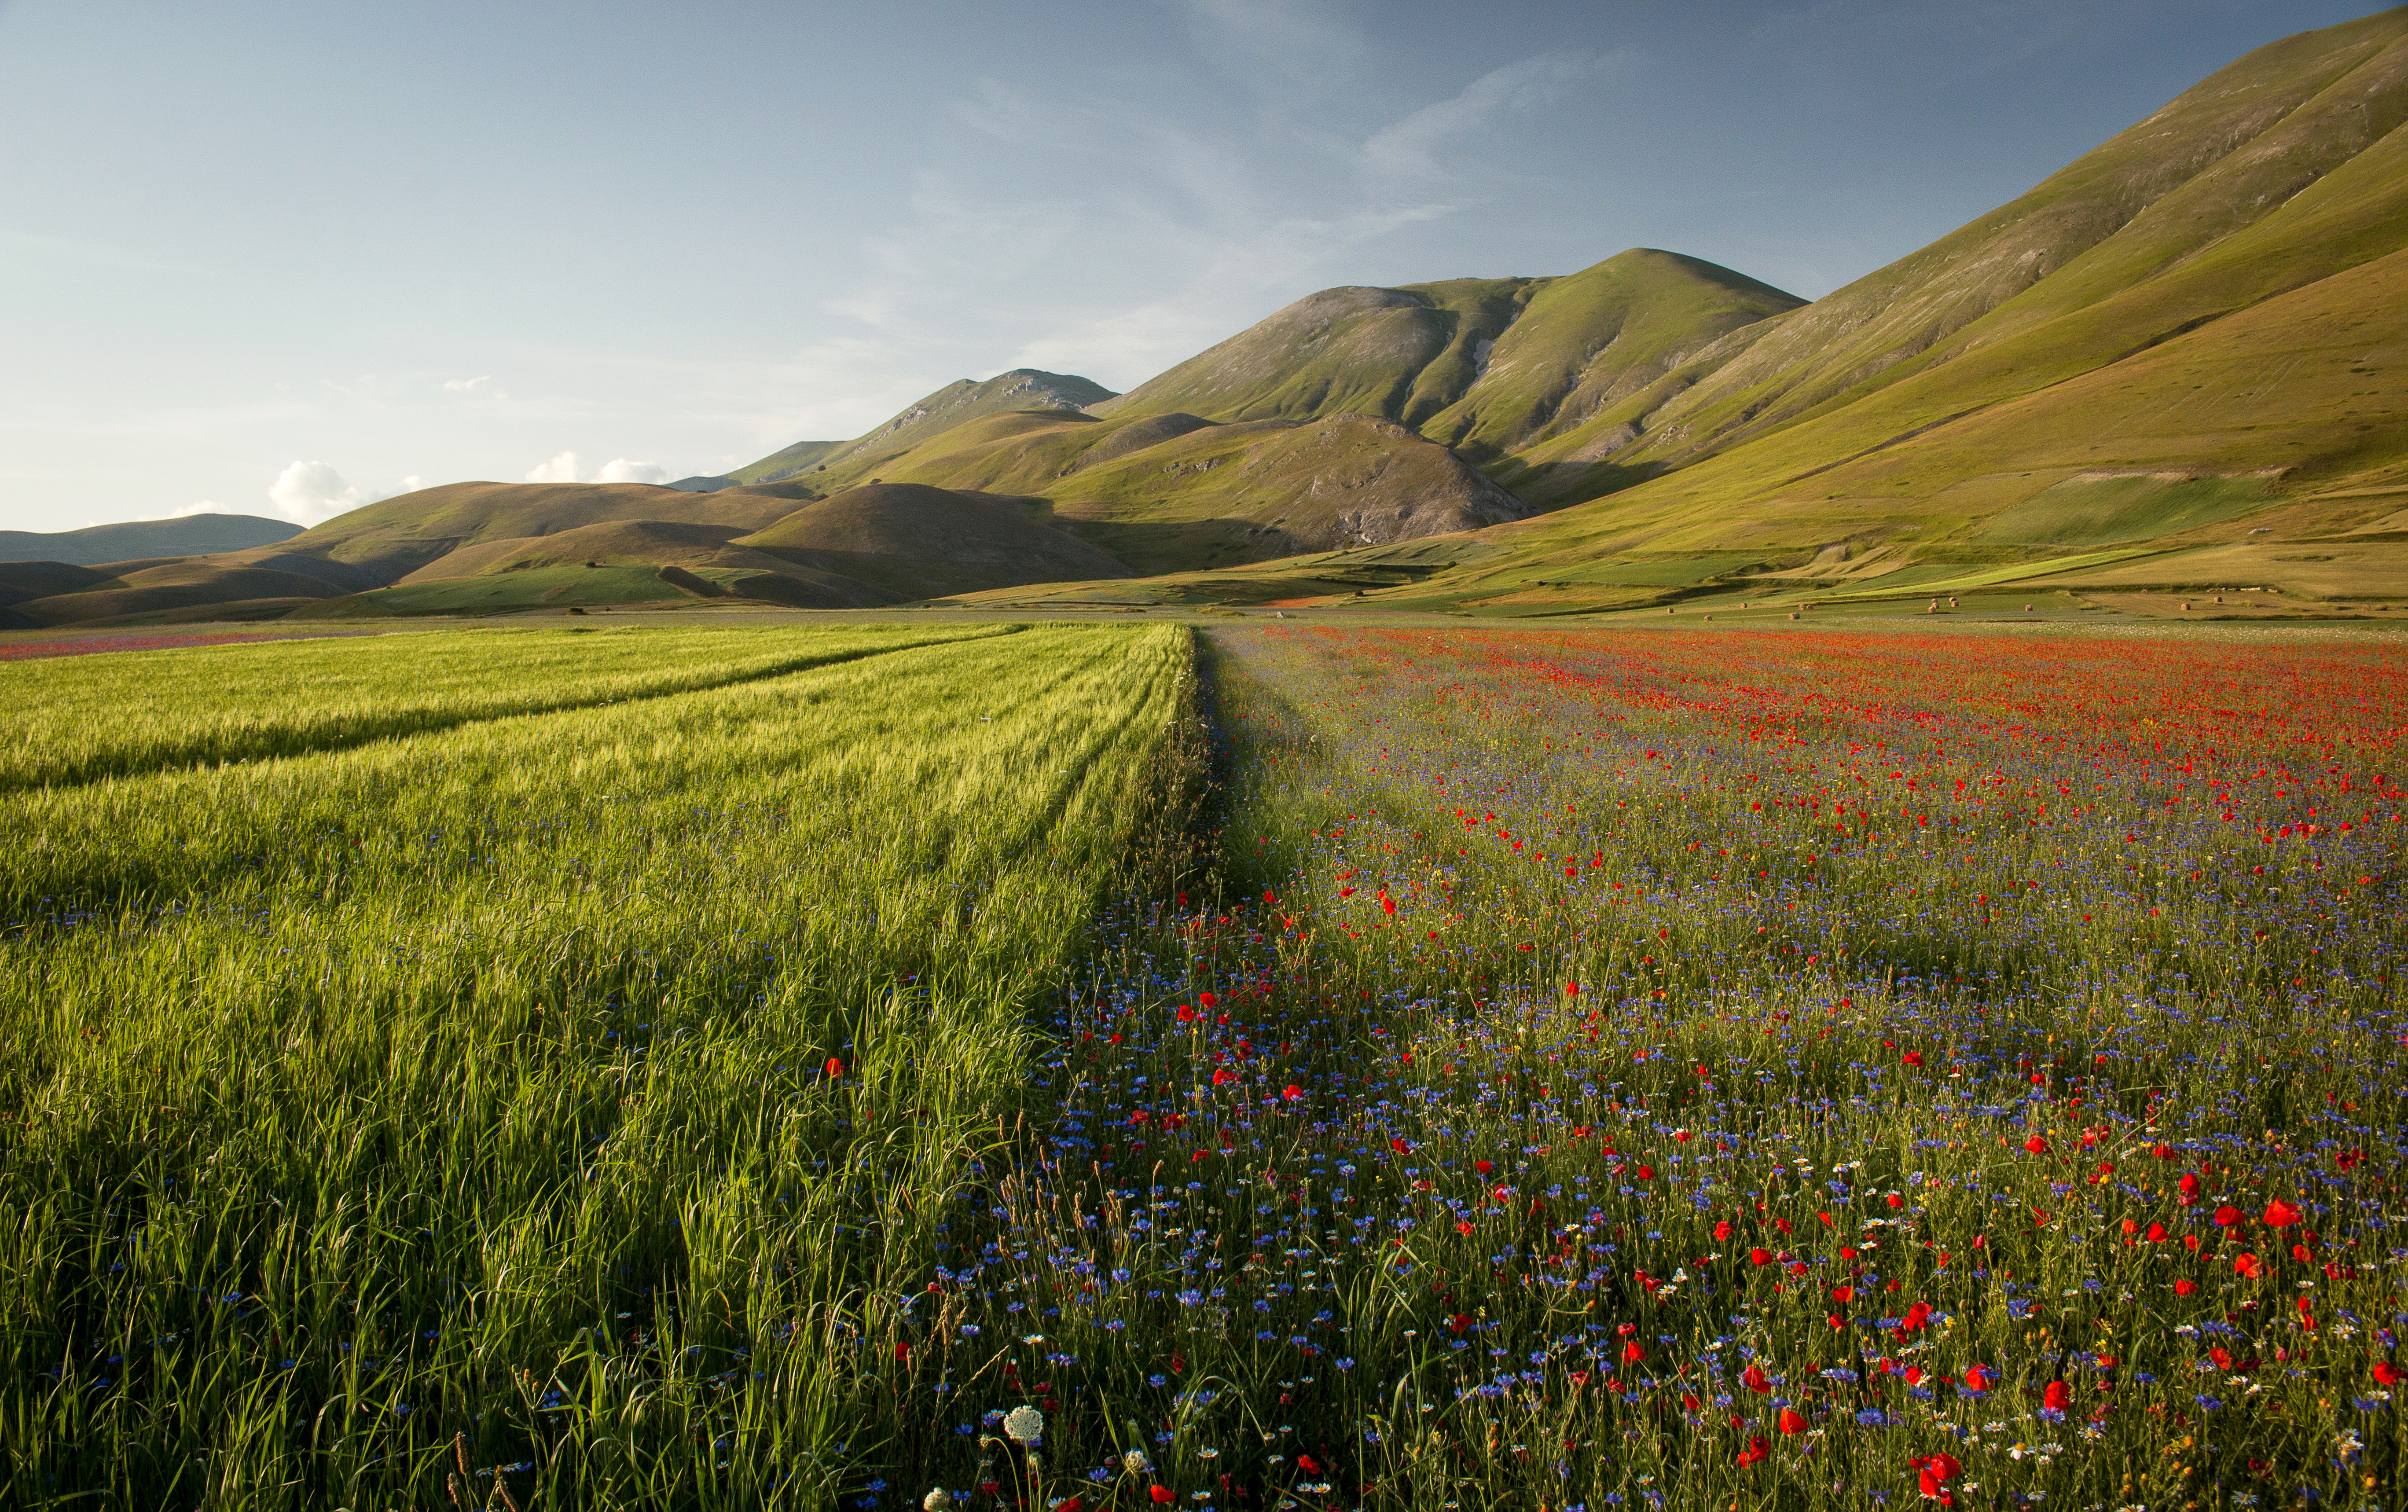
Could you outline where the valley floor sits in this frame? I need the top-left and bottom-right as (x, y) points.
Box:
(2, 620), (2401, 1509)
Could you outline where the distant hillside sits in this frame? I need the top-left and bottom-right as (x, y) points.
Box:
(1240, 8), (2408, 618)
(730, 253), (1798, 557)
(2, 473), (1161, 625)
(1509, 9), (2408, 485)
(766, 406), (1534, 574)
(3, 481), (841, 626)
(267, 480), (808, 582)
(0, 513), (300, 565)
(730, 370), (1117, 485)
(1102, 252), (1803, 483)
(737, 483), (1134, 600)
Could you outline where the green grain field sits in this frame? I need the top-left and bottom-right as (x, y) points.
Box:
(1, 623), (1202, 1508)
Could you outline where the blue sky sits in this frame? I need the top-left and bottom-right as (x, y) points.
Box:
(0, 0), (2390, 531)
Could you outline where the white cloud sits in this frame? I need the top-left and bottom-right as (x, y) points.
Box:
(443, 374), (500, 396)
(259, 462), (430, 523)
(522, 453), (673, 486)
(594, 458), (672, 484)
(266, 460), (363, 525)
(169, 499), (226, 518)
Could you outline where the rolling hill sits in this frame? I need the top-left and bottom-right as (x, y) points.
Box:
(728, 369), (1117, 485)
(1100, 251), (1804, 472)
(734, 483), (1133, 600)
(0, 513), (300, 565)
(745, 407), (1534, 575)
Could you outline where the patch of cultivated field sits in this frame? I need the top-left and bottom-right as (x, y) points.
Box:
(0, 623), (1203, 1507)
(0, 622), (1015, 791)
(6, 621), (2404, 1509)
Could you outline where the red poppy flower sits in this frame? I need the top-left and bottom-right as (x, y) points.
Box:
(1736, 1436), (1770, 1467)
(1776, 1408), (1807, 1434)
(2234, 1252), (2265, 1280)
(2023, 1136), (2048, 1155)
(2213, 1205), (2244, 1228)
(2174, 1278), (2199, 1296)
(1901, 1050), (1924, 1068)
(1742, 1363), (1771, 1393)
(1750, 1247), (1773, 1266)
(2043, 1380), (2070, 1411)
(2375, 1362), (2404, 1387)
(1916, 1452), (1962, 1493)
(825, 1057), (844, 1079)
(2264, 1199), (2303, 1228)
(1963, 1365), (1992, 1392)
(1149, 1487), (1174, 1505)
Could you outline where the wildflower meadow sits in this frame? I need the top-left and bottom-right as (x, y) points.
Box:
(2, 620), (2401, 1512)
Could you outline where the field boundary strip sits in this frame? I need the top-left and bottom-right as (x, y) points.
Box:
(0, 624), (1025, 795)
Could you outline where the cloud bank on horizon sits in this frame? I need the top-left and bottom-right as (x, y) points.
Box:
(0, 0), (2388, 532)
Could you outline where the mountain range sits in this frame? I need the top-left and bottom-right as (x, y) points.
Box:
(8, 8), (2403, 630)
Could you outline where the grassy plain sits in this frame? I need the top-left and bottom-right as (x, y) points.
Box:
(4, 619), (2403, 1510)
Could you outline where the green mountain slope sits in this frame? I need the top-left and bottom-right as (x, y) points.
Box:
(1296, 9), (2408, 616)
(756, 406), (1534, 575)
(1415, 251), (1804, 459)
(1096, 279), (1538, 427)
(1523, 8), (2408, 480)
(730, 369), (1116, 484)
(736, 483), (1133, 599)
(1098, 253), (1801, 456)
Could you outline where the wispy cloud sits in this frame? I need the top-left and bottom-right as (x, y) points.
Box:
(857, 44), (1610, 395)
(1363, 51), (1622, 180)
